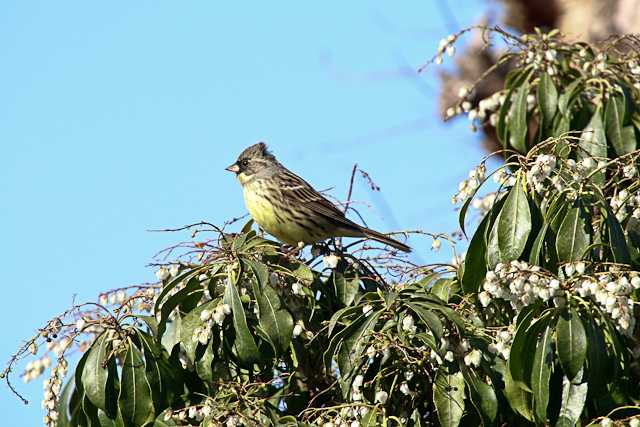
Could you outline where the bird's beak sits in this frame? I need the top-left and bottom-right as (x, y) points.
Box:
(225, 163), (240, 173)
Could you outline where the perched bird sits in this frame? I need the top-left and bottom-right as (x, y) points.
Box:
(226, 142), (411, 252)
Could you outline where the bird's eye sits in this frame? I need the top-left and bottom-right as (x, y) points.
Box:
(240, 159), (249, 167)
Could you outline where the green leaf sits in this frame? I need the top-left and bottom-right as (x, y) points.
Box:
(254, 282), (294, 355)
(81, 333), (111, 413)
(503, 361), (535, 422)
(291, 262), (314, 283)
(605, 93), (633, 156)
(579, 109), (607, 184)
(157, 276), (203, 338)
(486, 210), (503, 268)
(224, 280), (260, 368)
(154, 266), (207, 315)
(136, 330), (170, 411)
(497, 180), (532, 261)
(57, 375), (78, 427)
(180, 300), (217, 363)
(406, 302), (443, 342)
(555, 370), (588, 427)
(244, 259), (269, 288)
(528, 221), (549, 265)
(538, 72), (558, 125)
(160, 315), (181, 355)
(82, 393), (101, 426)
(434, 370), (465, 427)
(605, 206), (631, 263)
(334, 272), (360, 307)
(509, 82), (530, 153)
(556, 308), (587, 380)
(323, 313), (367, 372)
(154, 410), (178, 426)
(460, 365), (498, 425)
(584, 317), (610, 397)
(462, 213), (490, 293)
(336, 310), (381, 377)
(119, 341), (155, 427)
(509, 308), (539, 390)
(431, 277), (455, 302)
(557, 79), (582, 116)
(497, 87), (514, 146)
(98, 409), (125, 427)
(531, 322), (554, 424)
(556, 204), (589, 262)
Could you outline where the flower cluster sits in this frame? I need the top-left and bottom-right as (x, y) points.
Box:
(479, 261), (565, 311)
(610, 188), (640, 223)
(488, 327), (514, 360)
(163, 403), (213, 424)
(195, 303), (232, 344)
(42, 358), (68, 426)
(526, 154), (557, 193)
(571, 266), (639, 334)
(452, 163), (486, 204)
(480, 261), (639, 335)
(466, 92), (506, 128)
(472, 192), (498, 217)
(23, 356), (52, 383)
(435, 34), (457, 65)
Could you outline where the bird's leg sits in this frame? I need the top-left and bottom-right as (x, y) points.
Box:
(311, 242), (331, 258)
(280, 241), (306, 260)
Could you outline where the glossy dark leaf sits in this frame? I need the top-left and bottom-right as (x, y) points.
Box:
(538, 72), (558, 125)
(460, 365), (498, 425)
(224, 280), (260, 368)
(407, 302), (443, 342)
(433, 370), (465, 427)
(556, 308), (587, 380)
(334, 272), (360, 307)
(195, 340), (216, 384)
(579, 109), (607, 184)
(180, 300), (217, 363)
(584, 316), (610, 397)
(528, 222), (548, 265)
(431, 277), (454, 302)
(556, 204), (589, 262)
(503, 361), (534, 422)
(497, 181), (532, 261)
(555, 370), (588, 427)
(254, 281), (294, 355)
(157, 277), (203, 338)
(154, 266), (207, 315)
(119, 341), (155, 427)
(56, 374), (78, 427)
(509, 308), (538, 390)
(531, 322), (554, 424)
(605, 206), (631, 263)
(462, 213), (490, 293)
(557, 79), (582, 116)
(509, 82), (530, 153)
(336, 310), (382, 377)
(604, 93), (631, 156)
(81, 333), (110, 412)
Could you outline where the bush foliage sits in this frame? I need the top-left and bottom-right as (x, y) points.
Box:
(5, 28), (640, 426)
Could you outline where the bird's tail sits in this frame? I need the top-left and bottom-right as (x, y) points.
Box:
(359, 227), (411, 253)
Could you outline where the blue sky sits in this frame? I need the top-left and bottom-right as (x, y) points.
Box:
(1, 1), (487, 423)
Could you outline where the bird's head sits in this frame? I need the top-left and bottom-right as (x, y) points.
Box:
(226, 142), (278, 185)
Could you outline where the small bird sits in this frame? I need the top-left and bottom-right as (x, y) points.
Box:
(226, 142), (411, 253)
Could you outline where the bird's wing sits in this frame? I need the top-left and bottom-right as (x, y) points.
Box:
(279, 169), (362, 231)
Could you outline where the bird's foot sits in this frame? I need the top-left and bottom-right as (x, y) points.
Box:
(310, 242), (331, 258)
(280, 241), (306, 260)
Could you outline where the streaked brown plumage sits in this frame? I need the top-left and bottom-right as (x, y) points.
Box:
(226, 142), (411, 252)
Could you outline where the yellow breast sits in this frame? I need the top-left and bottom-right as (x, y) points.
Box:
(241, 179), (328, 245)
